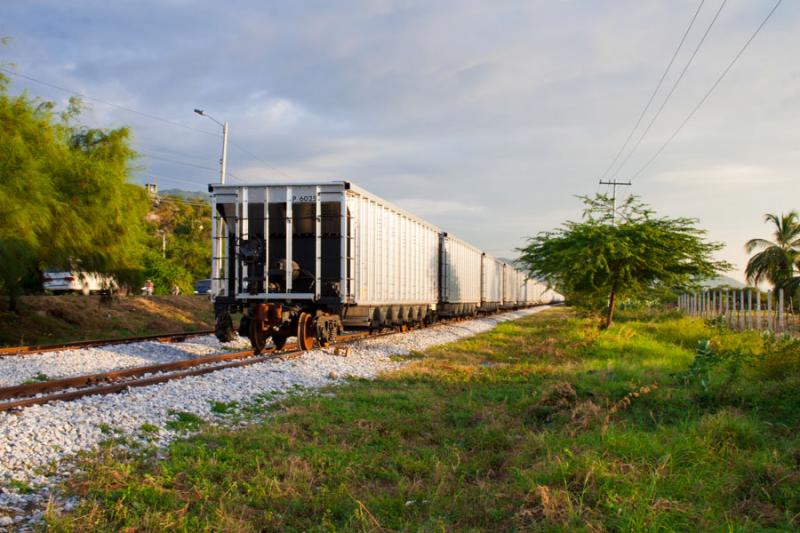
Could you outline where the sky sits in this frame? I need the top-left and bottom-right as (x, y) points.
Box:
(4, 0), (799, 282)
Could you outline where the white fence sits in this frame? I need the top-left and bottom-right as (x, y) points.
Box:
(678, 288), (796, 334)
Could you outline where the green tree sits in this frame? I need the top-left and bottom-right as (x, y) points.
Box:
(745, 211), (800, 294)
(0, 72), (149, 309)
(142, 195), (211, 294)
(518, 194), (729, 328)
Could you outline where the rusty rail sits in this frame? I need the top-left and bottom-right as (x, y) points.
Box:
(0, 330), (216, 357)
(0, 331), (374, 412)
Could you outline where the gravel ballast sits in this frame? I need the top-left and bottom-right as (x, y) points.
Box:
(0, 307), (549, 527)
(0, 335), (251, 388)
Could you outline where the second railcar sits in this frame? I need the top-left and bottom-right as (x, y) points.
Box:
(439, 233), (482, 316)
(480, 254), (503, 312)
(501, 263), (519, 309)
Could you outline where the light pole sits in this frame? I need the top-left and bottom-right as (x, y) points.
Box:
(194, 109), (228, 184)
(194, 109), (229, 299)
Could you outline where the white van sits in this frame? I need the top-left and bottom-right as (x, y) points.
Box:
(43, 271), (117, 295)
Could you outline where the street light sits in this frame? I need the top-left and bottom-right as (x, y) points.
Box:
(194, 109), (229, 184)
(195, 109), (229, 299)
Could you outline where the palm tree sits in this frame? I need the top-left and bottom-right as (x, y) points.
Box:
(745, 211), (800, 294)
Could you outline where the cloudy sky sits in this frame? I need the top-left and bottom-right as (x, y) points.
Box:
(4, 0), (799, 281)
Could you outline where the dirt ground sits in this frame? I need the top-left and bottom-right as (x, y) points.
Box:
(0, 295), (215, 347)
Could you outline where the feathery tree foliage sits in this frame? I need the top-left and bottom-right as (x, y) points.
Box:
(518, 194), (730, 328)
(0, 70), (149, 309)
(142, 196), (211, 295)
(745, 211), (800, 295)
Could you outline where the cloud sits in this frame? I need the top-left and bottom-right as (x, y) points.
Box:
(3, 0), (800, 281)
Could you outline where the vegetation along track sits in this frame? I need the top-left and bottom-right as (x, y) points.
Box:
(0, 330), (216, 357)
(0, 329), (394, 412)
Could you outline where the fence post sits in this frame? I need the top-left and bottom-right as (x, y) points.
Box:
(739, 289), (745, 330)
(711, 291), (716, 319)
(700, 291), (705, 318)
(779, 288), (785, 333)
(746, 289), (752, 329)
(756, 290), (761, 330)
(767, 290), (773, 331)
(725, 289), (730, 325)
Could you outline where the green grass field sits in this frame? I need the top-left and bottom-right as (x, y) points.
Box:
(48, 307), (800, 531)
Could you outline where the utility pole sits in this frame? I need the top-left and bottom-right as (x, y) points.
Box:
(598, 179), (631, 226)
(194, 109), (228, 184)
(220, 121), (228, 184)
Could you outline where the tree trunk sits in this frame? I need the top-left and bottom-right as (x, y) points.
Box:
(602, 279), (619, 329)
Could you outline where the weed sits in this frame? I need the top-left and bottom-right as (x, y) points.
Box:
(210, 400), (239, 415)
(8, 479), (32, 494)
(138, 423), (159, 435)
(23, 372), (50, 384)
(165, 410), (203, 432)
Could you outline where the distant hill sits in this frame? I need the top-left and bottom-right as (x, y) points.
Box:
(160, 188), (210, 202)
(703, 275), (746, 289)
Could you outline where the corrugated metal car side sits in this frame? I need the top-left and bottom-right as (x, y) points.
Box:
(502, 264), (517, 304)
(441, 234), (482, 304)
(481, 254), (503, 304)
(348, 189), (439, 306)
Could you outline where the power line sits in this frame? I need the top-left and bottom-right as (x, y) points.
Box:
(228, 140), (295, 180)
(134, 143), (217, 163)
(139, 173), (210, 188)
(2, 66), (295, 181)
(610, 0), (728, 178)
(630, 0), (784, 181)
(0, 66), (220, 137)
(141, 153), (220, 173)
(599, 0), (706, 181)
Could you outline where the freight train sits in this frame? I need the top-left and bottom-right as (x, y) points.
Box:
(208, 181), (562, 352)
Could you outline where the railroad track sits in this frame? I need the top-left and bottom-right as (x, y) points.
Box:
(0, 309), (541, 412)
(0, 331), (378, 412)
(0, 330), (216, 357)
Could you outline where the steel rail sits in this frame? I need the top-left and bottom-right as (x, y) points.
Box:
(0, 330), (216, 357)
(0, 332), (374, 411)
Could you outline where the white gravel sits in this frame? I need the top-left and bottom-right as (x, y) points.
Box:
(0, 335), (251, 387)
(0, 306), (549, 527)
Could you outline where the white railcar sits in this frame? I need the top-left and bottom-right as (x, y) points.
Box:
(209, 181), (441, 351)
(480, 254), (503, 312)
(502, 264), (520, 308)
(439, 233), (482, 316)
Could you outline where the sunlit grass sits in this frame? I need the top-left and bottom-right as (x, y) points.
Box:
(47, 308), (800, 531)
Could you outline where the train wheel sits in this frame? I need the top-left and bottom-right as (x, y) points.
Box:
(272, 334), (287, 351)
(297, 312), (315, 351)
(249, 320), (268, 354)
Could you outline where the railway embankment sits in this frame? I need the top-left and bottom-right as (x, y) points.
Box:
(0, 307), (546, 529)
(43, 306), (800, 531)
(0, 295), (215, 347)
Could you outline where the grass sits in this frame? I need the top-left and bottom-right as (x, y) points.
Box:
(45, 308), (800, 531)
